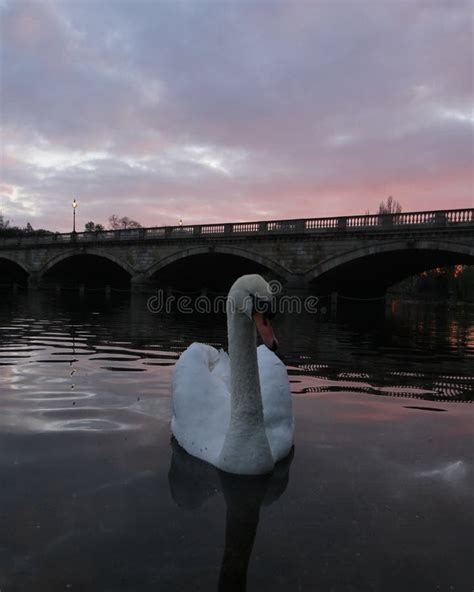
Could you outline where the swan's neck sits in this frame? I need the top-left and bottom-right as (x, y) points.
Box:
(228, 313), (262, 417)
(217, 311), (273, 475)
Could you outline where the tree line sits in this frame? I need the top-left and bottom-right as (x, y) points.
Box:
(0, 213), (142, 235)
(389, 265), (474, 303)
(84, 215), (142, 232)
(0, 213), (53, 237)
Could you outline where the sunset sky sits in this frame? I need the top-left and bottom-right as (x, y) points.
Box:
(1, 0), (473, 232)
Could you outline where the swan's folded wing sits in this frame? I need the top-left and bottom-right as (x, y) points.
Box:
(257, 345), (295, 462)
(171, 343), (230, 465)
(211, 348), (230, 391)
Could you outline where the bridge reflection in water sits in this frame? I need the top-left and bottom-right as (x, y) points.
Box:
(0, 208), (472, 297)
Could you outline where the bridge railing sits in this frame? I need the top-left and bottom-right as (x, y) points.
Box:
(0, 208), (472, 247)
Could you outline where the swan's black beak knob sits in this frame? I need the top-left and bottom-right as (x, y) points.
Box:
(253, 312), (278, 351)
(268, 338), (279, 352)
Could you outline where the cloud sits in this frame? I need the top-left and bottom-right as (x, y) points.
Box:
(417, 460), (468, 483)
(1, 0), (472, 230)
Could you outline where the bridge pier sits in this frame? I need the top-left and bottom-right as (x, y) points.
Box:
(330, 292), (338, 319)
(131, 273), (153, 293)
(27, 272), (42, 291)
(284, 274), (309, 296)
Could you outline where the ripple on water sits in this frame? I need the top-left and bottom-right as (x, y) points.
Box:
(404, 406), (447, 412)
(45, 418), (128, 432)
(100, 366), (147, 372)
(89, 356), (141, 362)
(23, 391), (96, 402)
(0, 299), (472, 443)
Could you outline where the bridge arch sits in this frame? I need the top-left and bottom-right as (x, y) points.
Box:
(0, 253), (30, 274)
(305, 240), (474, 296)
(144, 245), (292, 282)
(0, 254), (30, 285)
(39, 248), (135, 279)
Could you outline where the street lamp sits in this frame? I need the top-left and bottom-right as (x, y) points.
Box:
(72, 199), (78, 233)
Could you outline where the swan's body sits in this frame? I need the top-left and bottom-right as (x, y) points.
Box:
(171, 275), (294, 475)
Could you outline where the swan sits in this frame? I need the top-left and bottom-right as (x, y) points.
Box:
(171, 274), (294, 475)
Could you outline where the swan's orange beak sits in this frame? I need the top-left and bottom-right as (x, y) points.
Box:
(253, 312), (278, 351)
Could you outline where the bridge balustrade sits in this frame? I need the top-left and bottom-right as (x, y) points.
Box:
(145, 228), (167, 238)
(0, 208), (472, 247)
(201, 224), (226, 235)
(346, 215), (378, 228)
(306, 216), (339, 230)
(233, 222), (261, 233)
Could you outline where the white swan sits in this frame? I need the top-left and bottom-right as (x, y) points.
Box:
(171, 274), (294, 475)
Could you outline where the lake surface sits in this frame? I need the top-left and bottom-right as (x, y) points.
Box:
(0, 291), (473, 591)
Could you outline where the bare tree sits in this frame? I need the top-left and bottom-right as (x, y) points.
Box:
(119, 216), (142, 229)
(85, 221), (105, 232)
(108, 214), (142, 230)
(0, 212), (10, 230)
(378, 196), (402, 215)
(108, 214), (121, 230)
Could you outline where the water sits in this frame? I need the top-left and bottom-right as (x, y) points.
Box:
(0, 292), (473, 591)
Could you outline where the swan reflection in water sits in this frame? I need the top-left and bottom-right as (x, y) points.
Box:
(168, 437), (294, 591)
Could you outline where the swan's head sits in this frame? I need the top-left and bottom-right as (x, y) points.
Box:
(227, 274), (279, 351)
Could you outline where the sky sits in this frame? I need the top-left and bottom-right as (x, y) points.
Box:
(1, 0), (473, 232)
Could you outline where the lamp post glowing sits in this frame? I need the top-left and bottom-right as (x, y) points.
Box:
(72, 199), (77, 233)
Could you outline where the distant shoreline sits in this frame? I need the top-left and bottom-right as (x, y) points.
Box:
(387, 294), (474, 306)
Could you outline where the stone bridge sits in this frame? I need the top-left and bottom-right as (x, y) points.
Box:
(0, 208), (473, 296)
